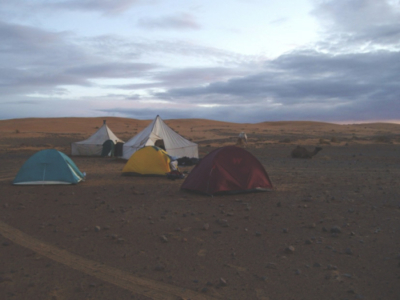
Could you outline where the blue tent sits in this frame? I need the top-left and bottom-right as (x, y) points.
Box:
(13, 149), (85, 185)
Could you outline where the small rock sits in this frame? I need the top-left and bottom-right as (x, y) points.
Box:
(219, 278), (227, 286)
(327, 264), (337, 270)
(94, 226), (101, 232)
(313, 262), (321, 268)
(217, 219), (229, 227)
(266, 262), (277, 269)
(282, 228), (288, 233)
(345, 248), (353, 255)
(0, 276), (13, 283)
(160, 235), (168, 243)
(305, 239), (313, 245)
(330, 226), (342, 234)
(294, 269), (301, 275)
(203, 223), (210, 230)
(284, 246), (295, 254)
(117, 238), (125, 243)
(154, 265), (165, 271)
(255, 232), (262, 237)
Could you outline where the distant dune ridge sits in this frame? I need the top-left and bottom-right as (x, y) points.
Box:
(1, 117), (399, 149)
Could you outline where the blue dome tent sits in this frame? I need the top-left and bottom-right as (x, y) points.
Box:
(13, 149), (85, 185)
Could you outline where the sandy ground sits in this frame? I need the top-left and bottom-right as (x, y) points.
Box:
(0, 117), (400, 300)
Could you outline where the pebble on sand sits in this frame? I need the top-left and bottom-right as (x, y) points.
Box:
(219, 278), (227, 286)
(284, 246), (295, 254)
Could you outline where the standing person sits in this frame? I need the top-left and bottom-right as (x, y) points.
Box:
(237, 132), (247, 147)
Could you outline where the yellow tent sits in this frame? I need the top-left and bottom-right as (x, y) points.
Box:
(122, 146), (171, 176)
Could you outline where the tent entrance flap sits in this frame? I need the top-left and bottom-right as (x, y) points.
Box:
(101, 140), (115, 157)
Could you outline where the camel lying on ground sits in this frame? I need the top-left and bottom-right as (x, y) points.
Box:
(291, 146), (322, 159)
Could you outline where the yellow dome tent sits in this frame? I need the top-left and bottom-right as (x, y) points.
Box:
(122, 146), (171, 176)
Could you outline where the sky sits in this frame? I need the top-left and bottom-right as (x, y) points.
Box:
(1, 0), (400, 123)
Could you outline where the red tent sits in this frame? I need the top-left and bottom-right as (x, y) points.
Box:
(181, 146), (273, 195)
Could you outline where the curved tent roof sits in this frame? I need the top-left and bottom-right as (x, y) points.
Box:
(122, 115), (198, 160)
(71, 120), (123, 156)
(14, 149), (85, 185)
(181, 146), (273, 195)
(122, 146), (171, 176)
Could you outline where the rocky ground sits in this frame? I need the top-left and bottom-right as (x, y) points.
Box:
(0, 117), (399, 300)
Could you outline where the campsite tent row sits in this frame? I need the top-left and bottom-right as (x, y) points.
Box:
(13, 146), (273, 195)
(71, 115), (198, 159)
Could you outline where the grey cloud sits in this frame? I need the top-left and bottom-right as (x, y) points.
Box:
(152, 49), (400, 121)
(138, 13), (201, 30)
(0, 21), (66, 55)
(34, 0), (140, 15)
(66, 62), (158, 78)
(100, 94), (400, 123)
(111, 66), (248, 90)
(312, 0), (400, 48)
(80, 34), (253, 65)
(56, 0), (140, 15)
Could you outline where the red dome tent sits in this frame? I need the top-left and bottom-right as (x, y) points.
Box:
(181, 146), (273, 195)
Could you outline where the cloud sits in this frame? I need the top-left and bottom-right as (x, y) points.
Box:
(0, 21), (66, 55)
(111, 66), (250, 90)
(312, 0), (400, 49)
(151, 48), (400, 122)
(2, 0), (142, 16)
(66, 62), (158, 78)
(138, 13), (201, 30)
(1, 0), (400, 123)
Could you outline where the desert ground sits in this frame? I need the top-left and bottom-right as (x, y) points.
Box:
(0, 117), (399, 300)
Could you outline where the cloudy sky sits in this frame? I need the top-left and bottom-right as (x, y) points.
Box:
(1, 0), (400, 123)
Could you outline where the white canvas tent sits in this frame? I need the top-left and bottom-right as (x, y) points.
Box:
(71, 120), (124, 156)
(122, 115), (198, 160)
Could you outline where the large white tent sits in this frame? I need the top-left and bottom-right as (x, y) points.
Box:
(122, 115), (198, 160)
(71, 120), (124, 156)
